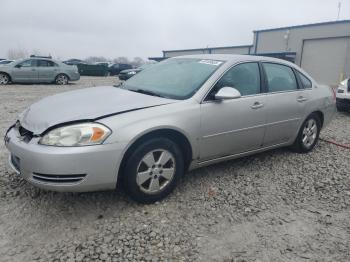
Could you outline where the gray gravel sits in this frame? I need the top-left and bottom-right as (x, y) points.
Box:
(0, 77), (349, 262)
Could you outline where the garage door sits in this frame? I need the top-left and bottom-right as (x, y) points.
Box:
(301, 37), (350, 85)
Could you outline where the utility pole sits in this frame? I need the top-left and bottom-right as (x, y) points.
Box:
(337, 2), (342, 20)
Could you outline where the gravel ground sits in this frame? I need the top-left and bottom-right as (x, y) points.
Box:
(0, 77), (349, 262)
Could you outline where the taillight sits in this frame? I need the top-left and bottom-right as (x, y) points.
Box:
(330, 86), (336, 103)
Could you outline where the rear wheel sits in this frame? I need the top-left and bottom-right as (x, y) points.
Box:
(55, 74), (69, 85)
(123, 138), (184, 203)
(291, 113), (321, 153)
(0, 73), (10, 85)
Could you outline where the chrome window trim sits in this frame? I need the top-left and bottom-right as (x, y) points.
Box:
(264, 88), (312, 95)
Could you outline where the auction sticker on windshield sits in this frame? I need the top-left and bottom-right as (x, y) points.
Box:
(198, 60), (223, 66)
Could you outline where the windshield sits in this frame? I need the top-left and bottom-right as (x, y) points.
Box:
(124, 58), (223, 99)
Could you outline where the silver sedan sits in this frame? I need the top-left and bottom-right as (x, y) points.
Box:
(0, 56), (80, 85)
(4, 54), (336, 203)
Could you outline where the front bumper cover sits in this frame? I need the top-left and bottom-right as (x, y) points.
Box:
(4, 126), (127, 192)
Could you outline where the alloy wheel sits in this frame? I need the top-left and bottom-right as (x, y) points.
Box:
(302, 119), (317, 148)
(0, 74), (9, 85)
(56, 75), (68, 85)
(136, 149), (176, 194)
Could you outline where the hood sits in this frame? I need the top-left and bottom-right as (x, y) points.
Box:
(19, 86), (176, 134)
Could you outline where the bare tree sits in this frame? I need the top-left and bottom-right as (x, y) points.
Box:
(130, 57), (145, 67)
(113, 57), (130, 64)
(7, 48), (28, 60)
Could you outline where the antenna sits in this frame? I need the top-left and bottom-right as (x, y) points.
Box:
(337, 1), (341, 20)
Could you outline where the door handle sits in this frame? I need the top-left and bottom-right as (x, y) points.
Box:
(31, 69), (36, 71)
(251, 102), (264, 109)
(297, 96), (308, 102)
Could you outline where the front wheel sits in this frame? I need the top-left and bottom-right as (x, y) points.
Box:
(0, 73), (10, 85)
(123, 138), (184, 203)
(55, 74), (69, 85)
(291, 113), (321, 153)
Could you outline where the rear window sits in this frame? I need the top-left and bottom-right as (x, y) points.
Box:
(37, 60), (56, 67)
(263, 63), (298, 92)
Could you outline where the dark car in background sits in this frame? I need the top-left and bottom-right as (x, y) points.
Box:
(63, 59), (86, 65)
(118, 64), (154, 80)
(108, 63), (132, 76)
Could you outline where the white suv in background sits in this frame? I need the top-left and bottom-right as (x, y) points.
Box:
(336, 78), (350, 112)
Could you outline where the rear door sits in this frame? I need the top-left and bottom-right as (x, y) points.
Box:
(262, 62), (309, 146)
(37, 60), (58, 82)
(11, 59), (39, 82)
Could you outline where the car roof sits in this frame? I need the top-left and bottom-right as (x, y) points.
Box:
(172, 54), (314, 82)
(174, 54), (295, 66)
(19, 57), (61, 63)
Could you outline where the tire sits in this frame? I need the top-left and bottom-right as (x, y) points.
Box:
(291, 113), (321, 153)
(55, 74), (69, 85)
(123, 137), (184, 203)
(0, 73), (10, 85)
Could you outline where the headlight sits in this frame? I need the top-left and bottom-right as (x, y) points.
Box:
(340, 79), (347, 86)
(39, 123), (111, 147)
(127, 71), (136, 75)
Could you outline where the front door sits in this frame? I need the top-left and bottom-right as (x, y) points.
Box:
(200, 62), (267, 161)
(11, 59), (38, 82)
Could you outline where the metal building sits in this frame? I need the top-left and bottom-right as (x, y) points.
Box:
(150, 20), (350, 85)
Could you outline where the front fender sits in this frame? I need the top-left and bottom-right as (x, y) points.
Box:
(98, 101), (201, 160)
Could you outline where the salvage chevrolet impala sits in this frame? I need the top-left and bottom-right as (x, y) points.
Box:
(4, 55), (336, 203)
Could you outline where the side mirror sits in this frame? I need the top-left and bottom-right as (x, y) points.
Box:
(15, 64), (22, 68)
(215, 87), (241, 100)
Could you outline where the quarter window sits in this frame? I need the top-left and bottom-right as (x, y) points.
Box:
(297, 71), (312, 89)
(263, 63), (297, 92)
(213, 62), (261, 96)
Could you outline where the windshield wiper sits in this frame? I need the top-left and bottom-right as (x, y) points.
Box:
(129, 89), (165, 98)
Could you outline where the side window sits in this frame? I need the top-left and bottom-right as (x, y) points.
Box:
(297, 71), (312, 89)
(263, 63), (297, 92)
(37, 60), (55, 67)
(213, 62), (261, 97)
(18, 59), (34, 67)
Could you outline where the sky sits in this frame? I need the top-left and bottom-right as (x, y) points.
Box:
(1, 0), (350, 60)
